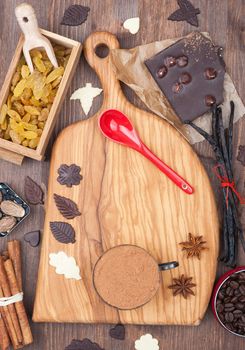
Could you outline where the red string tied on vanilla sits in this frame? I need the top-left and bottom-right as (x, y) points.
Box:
(213, 164), (245, 209)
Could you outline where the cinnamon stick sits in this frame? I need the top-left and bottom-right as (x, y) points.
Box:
(1, 251), (9, 261)
(0, 310), (10, 350)
(0, 286), (20, 349)
(7, 241), (22, 291)
(0, 257), (23, 345)
(4, 259), (33, 346)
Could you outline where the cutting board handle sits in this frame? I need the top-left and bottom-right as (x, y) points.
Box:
(83, 31), (126, 108)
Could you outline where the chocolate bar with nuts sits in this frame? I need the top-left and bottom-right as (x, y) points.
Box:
(145, 32), (225, 122)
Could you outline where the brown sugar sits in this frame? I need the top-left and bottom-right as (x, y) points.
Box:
(93, 245), (160, 310)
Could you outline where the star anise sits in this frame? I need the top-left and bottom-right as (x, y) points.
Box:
(168, 274), (196, 299)
(179, 232), (207, 259)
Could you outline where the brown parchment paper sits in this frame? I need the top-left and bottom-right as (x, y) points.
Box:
(111, 33), (245, 144)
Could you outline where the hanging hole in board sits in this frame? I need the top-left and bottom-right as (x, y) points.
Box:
(23, 17), (29, 23)
(95, 44), (109, 59)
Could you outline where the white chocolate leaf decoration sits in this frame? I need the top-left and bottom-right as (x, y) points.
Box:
(135, 334), (159, 350)
(70, 83), (103, 115)
(123, 17), (140, 34)
(49, 251), (81, 280)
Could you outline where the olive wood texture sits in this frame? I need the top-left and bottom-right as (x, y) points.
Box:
(33, 31), (219, 325)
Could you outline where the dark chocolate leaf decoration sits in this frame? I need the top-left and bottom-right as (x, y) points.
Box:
(109, 324), (125, 340)
(57, 164), (83, 187)
(24, 176), (44, 205)
(65, 338), (104, 350)
(50, 221), (76, 244)
(54, 194), (81, 219)
(237, 145), (245, 166)
(61, 5), (90, 26)
(168, 0), (200, 27)
(168, 9), (187, 21)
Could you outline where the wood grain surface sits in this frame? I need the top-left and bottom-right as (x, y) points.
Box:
(33, 31), (219, 325)
(0, 0), (244, 349)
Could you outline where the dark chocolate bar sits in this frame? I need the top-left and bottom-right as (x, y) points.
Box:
(145, 32), (225, 122)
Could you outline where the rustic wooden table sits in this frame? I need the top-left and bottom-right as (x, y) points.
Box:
(0, 0), (244, 349)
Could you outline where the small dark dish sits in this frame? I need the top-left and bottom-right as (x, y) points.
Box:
(212, 267), (245, 337)
(0, 183), (30, 237)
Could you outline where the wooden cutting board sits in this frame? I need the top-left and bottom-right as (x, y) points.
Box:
(33, 32), (219, 325)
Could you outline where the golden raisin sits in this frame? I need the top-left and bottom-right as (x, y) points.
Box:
(11, 72), (21, 87)
(21, 65), (30, 79)
(22, 113), (31, 123)
(12, 101), (25, 116)
(38, 121), (44, 129)
(46, 67), (64, 84)
(22, 139), (29, 147)
(29, 137), (40, 149)
(9, 130), (23, 144)
(30, 49), (42, 58)
(7, 110), (22, 122)
(38, 108), (49, 121)
(33, 56), (46, 73)
(13, 79), (27, 97)
(0, 104), (8, 124)
(24, 106), (40, 115)
(0, 43), (70, 149)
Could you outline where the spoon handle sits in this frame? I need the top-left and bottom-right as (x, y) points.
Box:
(140, 143), (194, 194)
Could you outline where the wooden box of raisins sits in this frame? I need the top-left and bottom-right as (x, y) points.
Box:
(0, 29), (82, 165)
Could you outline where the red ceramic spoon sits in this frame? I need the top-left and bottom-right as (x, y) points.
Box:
(99, 109), (194, 195)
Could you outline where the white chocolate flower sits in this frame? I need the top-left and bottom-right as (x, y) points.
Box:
(49, 251), (81, 280)
(135, 334), (159, 350)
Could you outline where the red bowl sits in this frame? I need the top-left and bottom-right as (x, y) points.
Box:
(212, 266), (245, 337)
